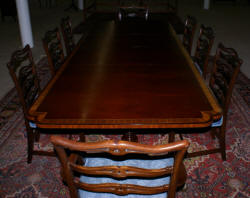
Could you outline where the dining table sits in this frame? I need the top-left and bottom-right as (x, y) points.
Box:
(28, 18), (222, 141)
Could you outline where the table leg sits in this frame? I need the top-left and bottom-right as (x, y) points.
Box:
(121, 131), (138, 142)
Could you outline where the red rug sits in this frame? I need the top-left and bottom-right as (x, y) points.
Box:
(0, 58), (249, 198)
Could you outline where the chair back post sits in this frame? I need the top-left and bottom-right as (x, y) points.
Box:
(42, 27), (64, 76)
(183, 15), (197, 55)
(168, 147), (187, 198)
(61, 16), (75, 56)
(54, 145), (79, 198)
(194, 24), (214, 78)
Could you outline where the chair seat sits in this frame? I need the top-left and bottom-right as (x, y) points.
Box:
(193, 59), (203, 75)
(211, 115), (223, 127)
(79, 157), (174, 198)
(29, 121), (37, 128)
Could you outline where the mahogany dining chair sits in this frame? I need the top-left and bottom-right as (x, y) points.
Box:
(180, 43), (242, 160)
(51, 136), (189, 198)
(7, 45), (55, 163)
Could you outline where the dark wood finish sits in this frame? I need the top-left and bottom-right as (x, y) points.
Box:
(29, 20), (221, 130)
(182, 15), (197, 55)
(42, 27), (65, 76)
(7, 45), (55, 163)
(193, 24), (215, 79)
(61, 16), (76, 55)
(185, 43), (243, 160)
(51, 136), (189, 198)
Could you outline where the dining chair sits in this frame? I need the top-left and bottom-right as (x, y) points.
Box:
(182, 15), (197, 55)
(193, 24), (215, 79)
(7, 45), (55, 163)
(51, 136), (189, 198)
(61, 16), (76, 56)
(42, 27), (65, 76)
(180, 43), (242, 160)
(118, 0), (149, 21)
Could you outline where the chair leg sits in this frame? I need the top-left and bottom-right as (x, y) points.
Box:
(27, 129), (35, 163)
(219, 127), (226, 160)
(210, 128), (217, 139)
(169, 131), (175, 143)
(80, 133), (85, 142)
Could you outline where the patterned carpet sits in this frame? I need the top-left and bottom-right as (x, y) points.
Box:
(0, 56), (249, 197)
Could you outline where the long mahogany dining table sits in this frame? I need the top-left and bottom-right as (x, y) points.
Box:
(28, 19), (222, 138)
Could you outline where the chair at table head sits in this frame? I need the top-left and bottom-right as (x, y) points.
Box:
(7, 45), (53, 163)
(193, 24), (214, 79)
(118, 0), (149, 21)
(51, 136), (189, 198)
(42, 27), (65, 76)
(61, 16), (76, 56)
(182, 15), (197, 55)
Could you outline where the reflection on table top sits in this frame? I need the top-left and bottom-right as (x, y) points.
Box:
(29, 19), (221, 129)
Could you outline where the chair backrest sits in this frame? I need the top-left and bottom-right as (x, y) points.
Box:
(51, 136), (189, 198)
(42, 27), (64, 76)
(118, 0), (149, 21)
(193, 24), (215, 78)
(182, 15), (197, 55)
(209, 43), (242, 119)
(7, 44), (41, 119)
(61, 16), (75, 56)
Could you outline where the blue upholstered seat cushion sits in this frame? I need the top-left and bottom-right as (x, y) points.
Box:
(211, 116), (223, 127)
(194, 61), (203, 75)
(29, 121), (37, 128)
(79, 156), (174, 198)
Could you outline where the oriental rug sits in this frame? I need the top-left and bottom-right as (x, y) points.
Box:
(0, 57), (249, 198)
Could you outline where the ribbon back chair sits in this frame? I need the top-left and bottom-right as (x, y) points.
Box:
(193, 25), (215, 79)
(182, 15), (197, 55)
(180, 43), (242, 160)
(7, 45), (55, 163)
(207, 43), (242, 160)
(43, 27), (65, 76)
(61, 16), (76, 56)
(51, 136), (189, 198)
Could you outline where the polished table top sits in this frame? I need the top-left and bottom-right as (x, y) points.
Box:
(29, 19), (221, 129)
